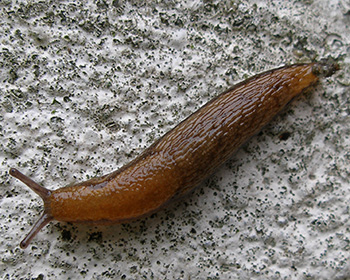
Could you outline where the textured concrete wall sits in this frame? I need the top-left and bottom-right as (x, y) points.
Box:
(1, 0), (349, 279)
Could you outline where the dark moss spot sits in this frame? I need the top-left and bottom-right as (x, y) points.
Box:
(279, 131), (291, 141)
(61, 229), (72, 241)
(88, 231), (102, 243)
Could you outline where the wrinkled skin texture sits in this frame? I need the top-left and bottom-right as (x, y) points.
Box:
(51, 64), (320, 222)
(10, 60), (339, 248)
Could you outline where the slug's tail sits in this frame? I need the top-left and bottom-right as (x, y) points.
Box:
(312, 57), (340, 78)
(9, 168), (53, 249)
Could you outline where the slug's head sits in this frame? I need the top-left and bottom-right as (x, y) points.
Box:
(9, 168), (53, 249)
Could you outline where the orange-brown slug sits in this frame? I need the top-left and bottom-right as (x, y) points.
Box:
(10, 59), (339, 249)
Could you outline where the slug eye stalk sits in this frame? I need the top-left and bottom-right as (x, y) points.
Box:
(9, 168), (53, 249)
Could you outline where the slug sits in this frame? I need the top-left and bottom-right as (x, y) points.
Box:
(9, 59), (339, 249)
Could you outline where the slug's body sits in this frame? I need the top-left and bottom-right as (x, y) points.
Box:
(10, 60), (339, 248)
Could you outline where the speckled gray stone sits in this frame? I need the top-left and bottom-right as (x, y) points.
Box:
(0, 0), (349, 279)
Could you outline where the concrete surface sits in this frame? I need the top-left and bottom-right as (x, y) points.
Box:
(0, 0), (349, 279)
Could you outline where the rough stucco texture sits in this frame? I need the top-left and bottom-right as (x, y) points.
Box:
(1, 0), (349, 279)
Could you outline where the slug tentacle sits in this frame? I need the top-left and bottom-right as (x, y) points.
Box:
(19, 212), (53, 249)
(9, 168), (51, 202)
(9, 168), (53, 249)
